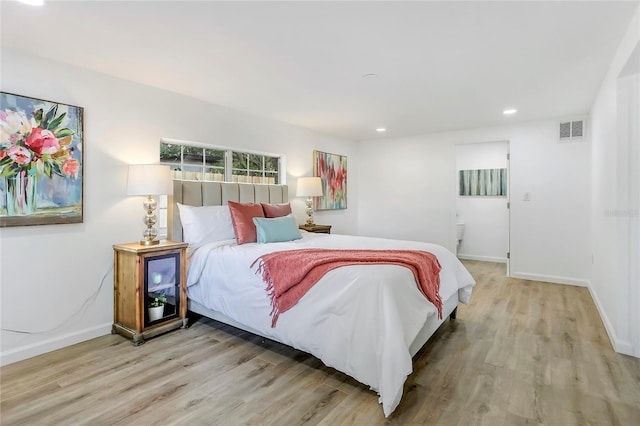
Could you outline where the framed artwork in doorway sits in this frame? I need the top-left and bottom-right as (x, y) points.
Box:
(459, 168), (507, 196)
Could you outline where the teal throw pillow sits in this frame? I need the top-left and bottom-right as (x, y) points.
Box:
(252, 214), (302, 243)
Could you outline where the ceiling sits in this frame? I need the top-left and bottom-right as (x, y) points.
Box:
(1, 1), (637, 141)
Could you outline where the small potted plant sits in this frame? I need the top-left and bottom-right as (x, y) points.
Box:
(148, 293), (167, 322)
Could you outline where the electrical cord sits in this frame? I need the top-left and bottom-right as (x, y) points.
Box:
(1, 265), (113, 335)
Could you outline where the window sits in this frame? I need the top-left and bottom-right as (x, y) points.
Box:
(231, 152), (280, 184)
(157, 139), (285, 238)
(160, 140), (283, 184)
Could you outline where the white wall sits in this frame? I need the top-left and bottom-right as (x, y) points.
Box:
(590, 5), (639, 357)
(357, 120), (591, 287)
(455, 141), (509, 263)
(0, 50), (358, 365)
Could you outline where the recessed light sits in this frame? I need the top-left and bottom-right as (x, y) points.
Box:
(503, 109), (517, 115)
(17, 0), (44, 5)
(376, 128), (387, 132)
(362, 73), (379, 80)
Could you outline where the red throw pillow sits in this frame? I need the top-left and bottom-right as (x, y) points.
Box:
(228, 201), (265, 244)
(261, 203), (292, 218)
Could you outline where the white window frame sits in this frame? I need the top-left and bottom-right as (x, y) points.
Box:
(159, 137), (285, 184)
(157, 138), (286, 237)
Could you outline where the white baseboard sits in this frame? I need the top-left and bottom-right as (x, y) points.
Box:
(0, 322), (112, 367)
(510, 272), (590, 287)
(587, 286), (635, 357)
(457, 254), (507, 263)
(507, 273), (636, 357)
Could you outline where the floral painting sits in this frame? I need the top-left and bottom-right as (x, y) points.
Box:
(313, 150), (347, 210)
(0, 92), (83, 226)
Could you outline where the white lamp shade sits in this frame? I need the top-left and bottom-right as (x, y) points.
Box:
(126, 164), (173, 196)
(296, 176), (323, 197)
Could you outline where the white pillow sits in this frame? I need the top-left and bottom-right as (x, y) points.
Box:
(176, 203), (236, 246)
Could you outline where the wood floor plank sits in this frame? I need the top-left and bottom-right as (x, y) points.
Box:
(2, 260), (639, 425)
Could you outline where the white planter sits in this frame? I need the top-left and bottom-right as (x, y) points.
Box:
(148, 305), (164, 322)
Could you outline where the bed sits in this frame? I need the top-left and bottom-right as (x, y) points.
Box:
(168, 180), (476, 417)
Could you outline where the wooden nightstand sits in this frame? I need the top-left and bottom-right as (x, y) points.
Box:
(299, 224), (332, 234)
(112, 240), (189, 345)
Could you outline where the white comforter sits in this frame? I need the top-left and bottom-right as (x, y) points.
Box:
(187, 232), (475, 416)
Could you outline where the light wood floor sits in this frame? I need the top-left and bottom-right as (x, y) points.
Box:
(2, 260), (639, 425)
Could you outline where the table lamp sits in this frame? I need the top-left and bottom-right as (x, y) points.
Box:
(296, 176), (323, 226)
(127, 164), (172, 245)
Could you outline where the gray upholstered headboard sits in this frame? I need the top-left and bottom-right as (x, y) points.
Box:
(168, 180), (289, 242)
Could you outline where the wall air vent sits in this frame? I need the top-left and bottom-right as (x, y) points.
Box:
(559, 119), (586, 142)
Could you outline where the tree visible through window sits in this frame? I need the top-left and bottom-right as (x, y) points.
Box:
(157, 140), (284, 237)
(231, 152), (279, 184)
(160, 141), (282, 184)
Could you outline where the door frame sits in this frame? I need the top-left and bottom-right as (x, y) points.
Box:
(453, 140), (511, 276)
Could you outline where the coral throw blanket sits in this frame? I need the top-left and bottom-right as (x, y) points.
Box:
(252, 249), (442, 327)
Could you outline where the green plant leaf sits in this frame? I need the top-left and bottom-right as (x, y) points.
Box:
(33, 108), (43, 125)
(0, 163), (18, 177)
(41, 104), (58, 129)
(0, 162), (20, 177)
(54, 128), (74, 138)
(43, 161), (52, 178)
(47, 112), (66, 131)
(51, 162), (64, 177)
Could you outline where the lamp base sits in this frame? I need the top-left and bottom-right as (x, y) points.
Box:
(305, 196), (315, 226)
(141, 195), (159, 246)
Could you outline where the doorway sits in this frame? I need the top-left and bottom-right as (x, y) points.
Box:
(454, 141), (510, 276)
